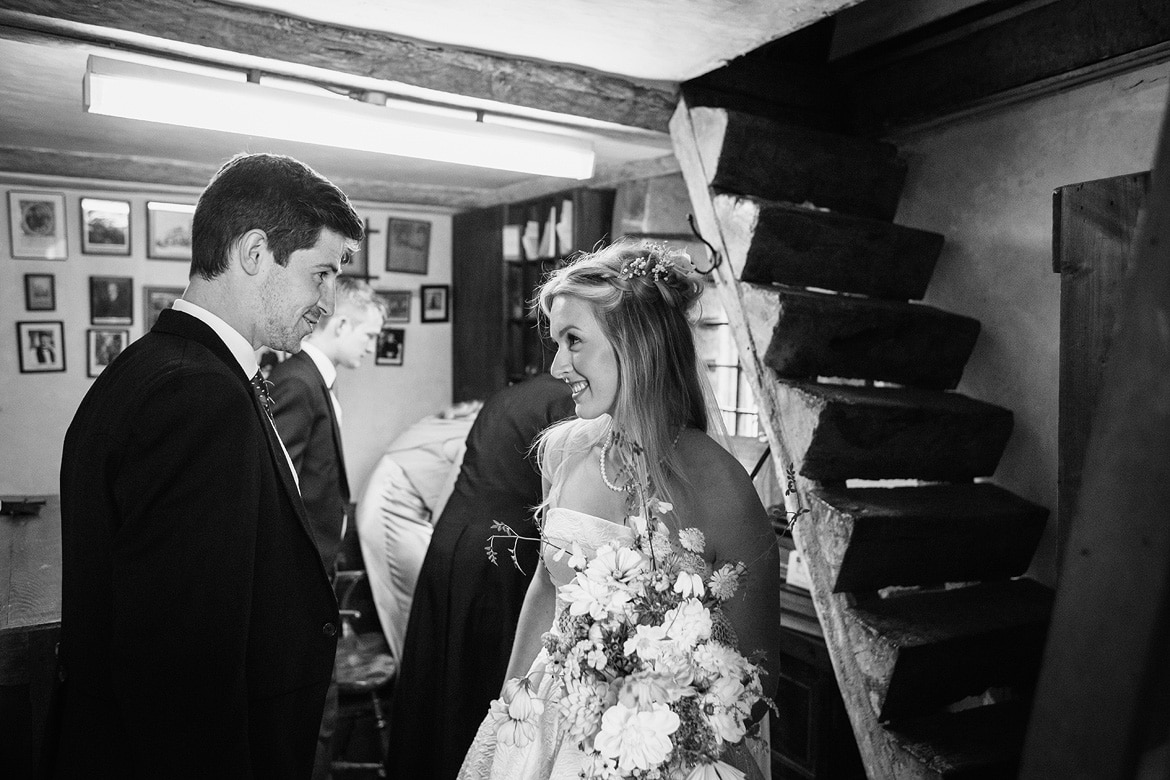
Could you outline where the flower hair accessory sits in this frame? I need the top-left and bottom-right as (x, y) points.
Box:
(618, 243), (694, 282)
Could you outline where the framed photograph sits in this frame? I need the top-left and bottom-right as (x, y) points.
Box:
(146, 201), (195, 260)
(385, 218), (430, 274)
(143, 285), (185, 330)
(24, 273), (56, 311)
(80, 197), (131, 255)
(375, 327), (405, 366)
(420, 284), (450, 323)
(90, 275), (133, 325)
(86, 328), (129, 378)
(8, 190), (68, 259)
(16, 321), (65, 373)
(375, 289), (411, 323)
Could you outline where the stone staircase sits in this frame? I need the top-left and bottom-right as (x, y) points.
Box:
(671, 98), (1053, 779)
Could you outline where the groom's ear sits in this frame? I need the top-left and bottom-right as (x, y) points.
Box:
(237, 230), (269, 276)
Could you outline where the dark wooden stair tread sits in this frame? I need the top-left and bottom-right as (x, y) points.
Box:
(886, 700), (1029, 779)
(774, 380), (1014, 482)
(716, 193), (944, 300)
(689, 105), (908, 220)
(742, 282), (981, 389)
(810, 483), (1048, 592)
(849, 578), (1053, 721)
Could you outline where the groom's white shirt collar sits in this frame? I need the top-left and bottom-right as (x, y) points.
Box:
(173, 298), (259, 378)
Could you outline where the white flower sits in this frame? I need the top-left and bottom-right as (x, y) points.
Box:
(489, 677), (544, 747)
(685, 760), (747, 780)
(703, 677), (748, 744)
(593, 702), (680, 773)
(581, 751), (623, 780)
(662, 599), (713, 647)
(678, 527), (705, 553)
(561, 573), (632, 621)
(654, 500), (673, 515)
(586, 544), (646, 587)
(708, 562), (744, 601)
(673, 571), (705, 599)
(692, 642), (748, 682)
(561, 678), (610, 745)
(650, 570), (672, 592)
(623, 623), (669, 660)
(586, 646), (608, 671)
(617, 669), (689, 707)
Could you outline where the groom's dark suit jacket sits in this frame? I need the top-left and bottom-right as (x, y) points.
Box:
(49, 308), (339, 779)
(267, 349), (350, 571)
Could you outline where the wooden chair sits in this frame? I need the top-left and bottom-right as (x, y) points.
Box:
(330, 570), (397, 777)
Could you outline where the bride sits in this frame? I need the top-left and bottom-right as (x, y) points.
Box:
(458, 239), (782, 779)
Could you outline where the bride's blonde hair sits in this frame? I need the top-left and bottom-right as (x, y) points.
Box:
(534, 238), (707, 505)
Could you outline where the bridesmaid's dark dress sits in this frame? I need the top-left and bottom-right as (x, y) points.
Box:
(386, 374), (574, 780)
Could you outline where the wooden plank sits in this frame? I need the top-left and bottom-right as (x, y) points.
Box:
(716, 194), (943, 300)
(1021, 88), (1170, 780)
(774, 381), (1014, 483)
(0, 0), (676, 131)
(689, 106), (907, 220)
(812, 483), (1048, 593)
(850, 579), (1053, 722)
(885, 700), (1030, 779)
(1, 496), (61, 633)
(744, 283), (980, 389)
(1052, 172), (1148, 566)
(843, 0), (1170, 132)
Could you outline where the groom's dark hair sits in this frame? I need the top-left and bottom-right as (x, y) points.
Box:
(190, 152), (363, 280)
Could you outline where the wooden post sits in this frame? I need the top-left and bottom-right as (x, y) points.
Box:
(1021, 92), (1170, 778)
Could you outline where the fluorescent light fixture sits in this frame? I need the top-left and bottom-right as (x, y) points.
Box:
(84, 55), (595, 179)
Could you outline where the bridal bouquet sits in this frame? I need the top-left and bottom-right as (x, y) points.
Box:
(490, 500), (771, 780)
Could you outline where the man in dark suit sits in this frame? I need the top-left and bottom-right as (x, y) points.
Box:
(267, 276), (384, 780)
(51, 153), (364, 778)
(269, 276), (384, 575)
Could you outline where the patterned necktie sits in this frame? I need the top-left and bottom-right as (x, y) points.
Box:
(251, 370), (274, 418)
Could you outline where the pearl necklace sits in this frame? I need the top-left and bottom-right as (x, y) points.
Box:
(599, 431), (634, 494)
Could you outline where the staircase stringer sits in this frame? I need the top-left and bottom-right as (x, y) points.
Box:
(670, 96), (947, 780)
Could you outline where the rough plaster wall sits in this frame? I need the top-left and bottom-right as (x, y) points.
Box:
(891, 61), (1170, 585)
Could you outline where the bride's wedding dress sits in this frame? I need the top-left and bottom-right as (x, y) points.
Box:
(457, 504), (635, 780)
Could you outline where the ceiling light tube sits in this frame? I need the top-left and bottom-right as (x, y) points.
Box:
(83, 55), (595, 179)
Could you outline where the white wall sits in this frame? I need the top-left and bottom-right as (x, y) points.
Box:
(890, 61), (1170, 585)
(0, 175), (453, 499)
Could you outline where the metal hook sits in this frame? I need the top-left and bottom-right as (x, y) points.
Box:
(687, 214), (722, 274)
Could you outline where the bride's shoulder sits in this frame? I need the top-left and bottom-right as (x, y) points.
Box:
(539, 416), (604, 475)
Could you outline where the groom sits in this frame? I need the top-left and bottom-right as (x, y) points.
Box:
(49, 153), (364, 778)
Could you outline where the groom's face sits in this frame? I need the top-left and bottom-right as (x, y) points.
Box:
(259, 228), (344, 352)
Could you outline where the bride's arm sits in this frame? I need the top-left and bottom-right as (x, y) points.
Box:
(504, 549), (558, 681)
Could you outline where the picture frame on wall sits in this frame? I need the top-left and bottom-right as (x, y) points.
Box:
(7, 190), (68, 260)
(375, 289), (412, 323)
(385, 218), (430, 274)
(80, 197), (131, 255)
(146, 201), (195, 260)
(375, 327), (405, 366)
(420, 284), (450, 323)
(87, 328), (129, 378)
(16, 320), (66, 373)
(143, 285), (185, 330)
(24, 273), (56, 311)
(90, 275), (133, 325)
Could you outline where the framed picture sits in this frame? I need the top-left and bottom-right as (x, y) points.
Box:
(143, 285), (185, 330)
(375, 327), (405, 366)
(90, 275), (133, 325)
(375, 289), (411, 323)
(385, 218), (430, 274)
(16, 321), (66, 373)
(146, 201), (195, 260)
(87, 328), (129, 378)
(80, 197), (131, 255)
(8, 190), (68, 259)
(24, 273), (56, 311)
(420, 284), (450, 323)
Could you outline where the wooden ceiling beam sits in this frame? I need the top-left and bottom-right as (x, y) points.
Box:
(0, 0), (678, 132)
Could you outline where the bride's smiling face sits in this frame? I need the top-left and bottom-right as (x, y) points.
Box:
(549, 295), (619, 420)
